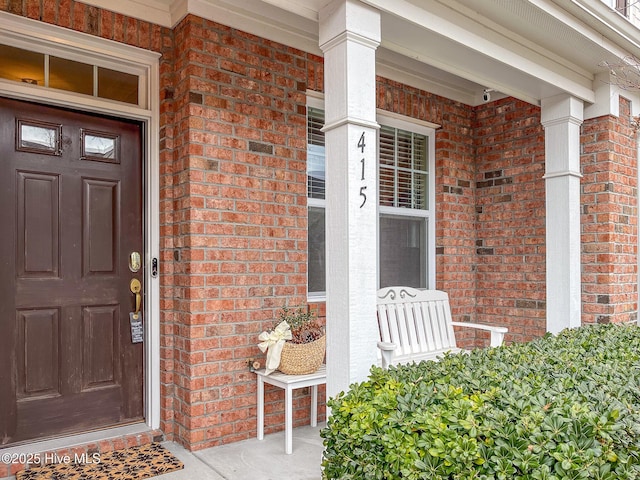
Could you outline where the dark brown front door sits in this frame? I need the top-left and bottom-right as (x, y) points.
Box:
(0, 97), (144, 445)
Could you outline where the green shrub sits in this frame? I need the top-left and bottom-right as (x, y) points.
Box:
(321, 324), (640, 479)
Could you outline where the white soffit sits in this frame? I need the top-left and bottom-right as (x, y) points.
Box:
(562, 0), (640, 55)
(452, 0), (639, 72)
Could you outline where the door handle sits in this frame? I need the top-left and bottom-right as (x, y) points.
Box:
(130, 278), (142, 316)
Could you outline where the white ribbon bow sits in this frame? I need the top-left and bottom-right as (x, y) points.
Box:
(258, 321), (292, 374)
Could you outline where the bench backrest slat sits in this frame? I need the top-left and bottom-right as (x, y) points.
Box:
(378, 303), (393, 348)
(412, 302), (430, 351)
(402, 302), (420, 356)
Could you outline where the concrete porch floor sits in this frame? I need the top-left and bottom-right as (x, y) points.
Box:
(158, 423), (325, 480)
(0, 423), (325, 480)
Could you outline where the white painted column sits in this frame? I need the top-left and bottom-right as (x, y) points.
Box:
(319, 0), (380, 398)
(541, 94), (584, 334)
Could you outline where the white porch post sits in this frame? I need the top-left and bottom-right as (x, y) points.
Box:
(541, 94), (584, 334)
(319, 0), (380, 398)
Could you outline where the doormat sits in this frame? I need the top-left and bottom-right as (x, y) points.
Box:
(16, 443), (184, 480)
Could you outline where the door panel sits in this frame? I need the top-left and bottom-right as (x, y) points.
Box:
(0, 97), (143, 445)
(17, 309), (60, 398)
(82, 305), (119, 389)
(84, 179), (119, 275)
(17, 172), (60, 277)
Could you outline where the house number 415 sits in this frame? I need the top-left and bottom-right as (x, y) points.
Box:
(358, 132), (367, 208)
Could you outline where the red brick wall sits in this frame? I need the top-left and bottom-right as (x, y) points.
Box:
(473, 98), (547, 343)
(169, 15), (317, 449)
(374, 85), (549, 344)
(158, 39), (178, 443)
(581, 97), (638, 325)
(434, 100), (477, 326)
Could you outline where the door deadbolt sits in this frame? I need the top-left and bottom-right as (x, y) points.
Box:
(129, 252), (141, 272)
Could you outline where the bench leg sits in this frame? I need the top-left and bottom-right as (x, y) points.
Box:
(310, 385), (318, 427)
(285, 385), (293, 454)
(257, 376), (264, 441)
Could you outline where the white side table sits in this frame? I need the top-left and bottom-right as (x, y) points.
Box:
(255, 365), (326, 454)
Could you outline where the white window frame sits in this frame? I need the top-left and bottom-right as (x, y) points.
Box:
(306, 94), (328, 301)
(306, 93), (437, 302)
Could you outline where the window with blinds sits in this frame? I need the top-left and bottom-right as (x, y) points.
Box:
(307, 107), (326, 199)
(379, 125), (429, 210)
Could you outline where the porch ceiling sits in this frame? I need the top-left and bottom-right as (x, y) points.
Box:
(83, 0), (640, 106)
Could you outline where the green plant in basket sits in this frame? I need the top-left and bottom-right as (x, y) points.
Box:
(277, 306), (324, 344)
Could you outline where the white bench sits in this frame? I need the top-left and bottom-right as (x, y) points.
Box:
(376, 287), (508, 369)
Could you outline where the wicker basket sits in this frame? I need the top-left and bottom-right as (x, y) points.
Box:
(278, 335), (326, 375)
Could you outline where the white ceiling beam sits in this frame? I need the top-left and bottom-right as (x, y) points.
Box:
(362, 0), (596, 103)
(376, 51), (479, 105)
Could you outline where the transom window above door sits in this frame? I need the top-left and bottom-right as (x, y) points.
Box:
(0, 43), (140, 106)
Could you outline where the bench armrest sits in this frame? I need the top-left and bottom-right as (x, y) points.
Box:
(450, 322), (508, 347)
(377, 341), (396, 352)
(377, 341), (397, 369)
